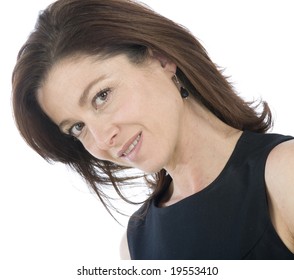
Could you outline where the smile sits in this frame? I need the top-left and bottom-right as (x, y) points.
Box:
(118, 132), (142, 159)
(122, 133), (142, 157)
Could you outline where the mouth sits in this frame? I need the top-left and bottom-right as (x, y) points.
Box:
(118, 132), (142, 158)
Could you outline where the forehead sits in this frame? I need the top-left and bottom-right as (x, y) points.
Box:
(41, 54), (124, 95)
(37, 55), (106, 120)
(41, 52), (156, 98)
(43, 53), (149, 86)
(37, 53), (152, 121)
(47, 54), (113, 81)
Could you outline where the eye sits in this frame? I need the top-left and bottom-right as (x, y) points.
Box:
(68, 122), (84, 138)
(92, 88), (111, 109)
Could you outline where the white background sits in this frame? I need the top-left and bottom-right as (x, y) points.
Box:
(1, 1), (293, 279)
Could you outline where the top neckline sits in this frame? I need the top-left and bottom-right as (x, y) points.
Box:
(153, 130), (248, 211)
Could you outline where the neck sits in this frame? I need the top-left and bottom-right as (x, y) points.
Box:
(163, 99), (242, 206)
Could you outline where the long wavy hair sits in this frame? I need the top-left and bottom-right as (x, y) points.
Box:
(12, 0), (272, 216)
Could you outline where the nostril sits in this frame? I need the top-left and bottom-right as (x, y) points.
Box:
(90, 123), (119, 150)
(104, 127), (119, 147)
(108, 134), (117, 146)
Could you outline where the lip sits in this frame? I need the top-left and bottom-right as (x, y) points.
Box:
(117, 132), (142, 158)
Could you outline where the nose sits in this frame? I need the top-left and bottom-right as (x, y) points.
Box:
(87, 120), (119, 151)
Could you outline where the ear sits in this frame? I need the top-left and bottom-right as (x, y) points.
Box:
(148, 49), (177, 75)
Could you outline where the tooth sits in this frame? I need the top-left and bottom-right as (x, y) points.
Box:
(123, 134), (141, 156)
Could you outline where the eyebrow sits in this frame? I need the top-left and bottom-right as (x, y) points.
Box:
(58, 74), (107, 132)
(78, 74), (107, 107)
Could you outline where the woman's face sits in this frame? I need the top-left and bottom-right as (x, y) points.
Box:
(38, 53), (185, 173)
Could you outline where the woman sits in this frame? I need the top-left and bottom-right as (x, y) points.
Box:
(12, 0), (294, 259)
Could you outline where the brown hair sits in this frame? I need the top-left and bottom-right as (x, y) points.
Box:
(12, 0), (272, 216)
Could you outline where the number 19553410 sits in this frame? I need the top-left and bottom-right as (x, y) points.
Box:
(171, 266), (219, 276)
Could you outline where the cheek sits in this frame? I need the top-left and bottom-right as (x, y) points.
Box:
(81, 139), (108, 161)
(87, 149), (113, 163)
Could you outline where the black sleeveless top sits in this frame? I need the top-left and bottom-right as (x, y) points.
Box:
(127, 131), (294, 259)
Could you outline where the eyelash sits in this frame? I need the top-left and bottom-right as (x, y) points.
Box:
(67, 122), (84, 138)
(92, 87), (111, 109)
(67, 87), (112, 138)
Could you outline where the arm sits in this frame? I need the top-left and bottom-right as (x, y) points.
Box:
(265, 139), (294, 252)
(120, 231), (131, 260)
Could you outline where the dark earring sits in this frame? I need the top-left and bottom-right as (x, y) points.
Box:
(180, 87), (189, 99)
(172, 74), (189, 99)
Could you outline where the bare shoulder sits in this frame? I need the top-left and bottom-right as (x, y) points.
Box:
(265, 139), (294, 250)
(266, 139), (294, 189)
(120, 231), (131, 260)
